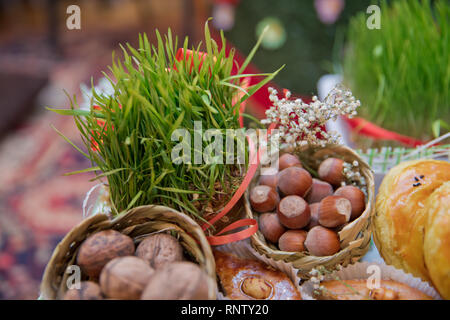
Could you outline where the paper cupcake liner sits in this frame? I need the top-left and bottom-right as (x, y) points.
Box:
(300, 261), (442, 300)
(215, 239), (302, 300)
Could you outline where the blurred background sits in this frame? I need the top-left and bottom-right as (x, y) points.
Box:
(0, 0), (448, 299)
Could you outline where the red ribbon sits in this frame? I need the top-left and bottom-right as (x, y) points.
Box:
(343, 116), (425, 147)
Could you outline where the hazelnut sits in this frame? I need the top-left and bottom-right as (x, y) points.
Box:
(306, 203), (320, 230)
(318, 158), (344, 186)
(318, 196), (351, 228)
(241, 277), (273, 299)
(76, 230), (135, 278)
(100, 256), (154, 299)
(63, 281), (102, 300)
(135, 233), (184, 269)
(277, 195), (311, 229)
(278, 153), (302, 171)
(258, 167), (278, 189)
(334, 185), (366, 220)
(278, 230), (307, 252)
(141, 262), (210, 300)
(259, 213), (286, 243)
(277, 167), (312, 197)
(250, 185), (280, 213)
(304, 226), (341, 256)
(306, 179), (333, 203)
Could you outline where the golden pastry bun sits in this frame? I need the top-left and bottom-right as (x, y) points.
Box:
(424, 181), (450, 299)
(374, 160), (450, 286)
(315, 280), (432, 300)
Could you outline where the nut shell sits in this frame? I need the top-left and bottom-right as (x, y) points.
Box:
(258, 213), (286, 243)
(278, 230), (307, 252)
(318, 195), (351, 228)
(76, 230), (135, 278)
(258, 167), (279, 189)
(277, 195), (311, 229)
(318, 158), (344, 186)
(304, 226), (341, 256)
(141, 261), (210, 300)
(241, 277), (273, 299)
(135, 233), (184, 269)
(250, 185), (280, 213)
(306, 179), (333, 203)
(277, 167), (312, 197)
(334, 185), (366, 220)
(63, 281), (102, 300)
(306, 203), (320, 230)
(278, 153), (302, 171)
(99, 256), (154, 299)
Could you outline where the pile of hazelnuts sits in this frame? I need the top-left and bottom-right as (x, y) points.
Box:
(250, 153), (366, 257)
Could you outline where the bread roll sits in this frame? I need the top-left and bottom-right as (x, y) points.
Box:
(374, 159), (450, 282)
(423, 181), (450, 299)
(315, 280), (432, 300)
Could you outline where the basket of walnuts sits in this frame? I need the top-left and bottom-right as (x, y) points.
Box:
(40, 205), (217, 300)
(245, 86), (375, 278)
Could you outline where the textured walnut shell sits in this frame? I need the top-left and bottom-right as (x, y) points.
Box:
(141, 261), (210, 300)
(63, 281), (102, 300)
(76, 230), (135, 278)
(135, 233), (184, 269)
(100, 256), (154, 300)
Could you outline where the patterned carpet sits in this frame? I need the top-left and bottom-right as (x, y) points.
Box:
(0, 111), (96, 299)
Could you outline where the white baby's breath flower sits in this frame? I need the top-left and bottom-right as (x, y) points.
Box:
(263, 85), (360, 147)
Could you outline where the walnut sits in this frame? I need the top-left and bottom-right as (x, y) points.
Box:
(135, 233), (184, 269)
(76, 230), (135, 278)
(63, 281), (102, 300)
(141, 261), (210, 300)
(99, 256), (154, 300)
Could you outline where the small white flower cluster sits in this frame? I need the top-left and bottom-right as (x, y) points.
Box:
(262, 85), (360, 147)
(342, 160), (367, 195)
(309, 264), (343, 295)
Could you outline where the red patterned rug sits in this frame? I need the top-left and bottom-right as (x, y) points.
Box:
(0, 111), (96, 299)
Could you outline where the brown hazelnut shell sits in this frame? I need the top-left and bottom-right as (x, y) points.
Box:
(277, 167), (312, 197)
(318, 158), (344, 186)
(277, 195), (311, 229)
(318, 195), (351, 228)
(258, 213), (286, 243)
(304, 226), (341, 256)
(334, 185), (366, 220)
(306, 179), (333, 203)
(278, 153), (302, 171)
(278, 230), (308, 252)
(250, 185), (280, 213)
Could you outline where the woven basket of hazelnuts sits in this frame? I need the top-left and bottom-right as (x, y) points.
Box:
(40, 205), (217, 300)
(245, 145), (375, 279)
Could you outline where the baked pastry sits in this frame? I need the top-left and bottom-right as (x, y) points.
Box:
(214, 250), (301, 300)
(423, 181), (450, 299)
(314, 280), (432, 300)
(374, 160), (450, 286)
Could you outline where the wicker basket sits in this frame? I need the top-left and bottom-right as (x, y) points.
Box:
(40, 205), (217, 300)
(245, 144), (375, 279)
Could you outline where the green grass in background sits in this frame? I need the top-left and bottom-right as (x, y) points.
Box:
(342, 0), (450, 140)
